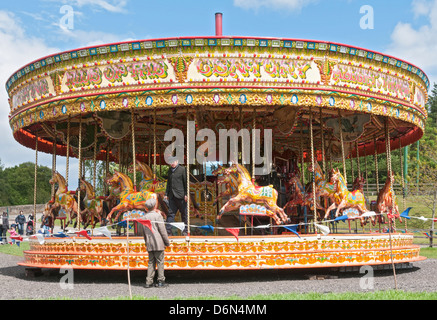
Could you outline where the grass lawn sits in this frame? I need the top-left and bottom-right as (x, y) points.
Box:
(0, 241), (30, 256)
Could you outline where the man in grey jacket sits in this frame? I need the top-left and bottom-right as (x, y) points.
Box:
(142, 198), (171, 288)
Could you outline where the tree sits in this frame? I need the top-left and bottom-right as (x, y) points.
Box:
(0, 162), (52, 206)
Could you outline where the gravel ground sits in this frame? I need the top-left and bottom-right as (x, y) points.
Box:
(0, 253), (436, 300)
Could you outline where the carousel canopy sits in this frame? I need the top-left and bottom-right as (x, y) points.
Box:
(5, 22), (429, 164)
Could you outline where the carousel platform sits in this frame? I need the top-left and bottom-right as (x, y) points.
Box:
(18, 233), (425, 271)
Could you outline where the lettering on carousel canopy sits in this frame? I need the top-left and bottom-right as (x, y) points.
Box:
(64, 61), (169, 89)
(12, 78), (50, 110)
(331, 64), (410, 99)
(196, 58), (314, 80)
(65, 67), (103, 89)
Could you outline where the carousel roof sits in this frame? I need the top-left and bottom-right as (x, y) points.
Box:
(5, 14), (429, 163)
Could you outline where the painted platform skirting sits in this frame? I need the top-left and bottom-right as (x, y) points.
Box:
(18, 233), (425, 270)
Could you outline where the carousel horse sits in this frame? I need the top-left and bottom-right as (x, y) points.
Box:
(79, 178), (110, 229)
(104, 173), (121, 210)
(352, 175), (366, 193)
(325, 169), (369, 222)
(105, 171), (161, 224)
(135, 160), (201, 217)
(283, 171), (323, 212)
(49, 172), (79, 228)
(218, 164), (289, 225)
(42, 200), (59, 232)
(211, 165), (239, 205)
(376, 172), (402, 224)
(308, 161), (337, 201)
(216, 174), (239, 203)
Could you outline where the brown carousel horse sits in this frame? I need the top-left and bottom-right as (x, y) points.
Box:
(49, 172), (79, 228)
(211, 165), (239, 205)
(308, 161), (337, 202)
(352, 175), (366, 193)
(79, 178), (110, 229)
(376, 171), (402, 224)
(41, 200), (59, 232)
(283, 171), (324, 212)
(218, 164), (289, 225)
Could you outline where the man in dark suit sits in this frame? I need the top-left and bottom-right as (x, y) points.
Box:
(164, 157), (188, 236)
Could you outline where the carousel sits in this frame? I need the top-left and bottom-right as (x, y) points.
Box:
(7, 14), (427, 271)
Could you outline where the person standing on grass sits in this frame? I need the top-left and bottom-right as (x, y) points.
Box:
(142, 198), (170, 288)
(15, 211), (26, 236)
(1, 213), (8, 244)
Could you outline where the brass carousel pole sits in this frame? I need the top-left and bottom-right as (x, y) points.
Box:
(154, 106), (157, 180)
(131, 110), (137, 191)
(66, 117), (71, 188)
(399, 139), (408, 232)
(374, 135), (381, 232)
(33, 133), (38, 235)
(52, 127), (57, 199)
(126, 108), (137, 301)
(320, 108), (326, 174)
(338, 111), (350, 232)
(92, 124), (98, 232)
(338, 111), (347, 185)
(385, 118), (398, 290)
(64, 117), (71, 231)
(186, 106), (191, 237)
(77, 116), (82, 231)
(309, 107), (318, 231)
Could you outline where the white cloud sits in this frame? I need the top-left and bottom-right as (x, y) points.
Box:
(233, 0), (316, 12)
(53, 23), (134, 47)
(387, 0), (437, 86)
(46, 0), (128, 13)
(0, 10), (80, 188)
(412, 0), (433, 17)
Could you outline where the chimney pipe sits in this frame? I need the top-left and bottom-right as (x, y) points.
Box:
(215, 12), (223, 36)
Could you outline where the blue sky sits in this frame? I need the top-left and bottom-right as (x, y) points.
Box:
(3, 0), (429, 52)
(0, 0), (436, 189)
